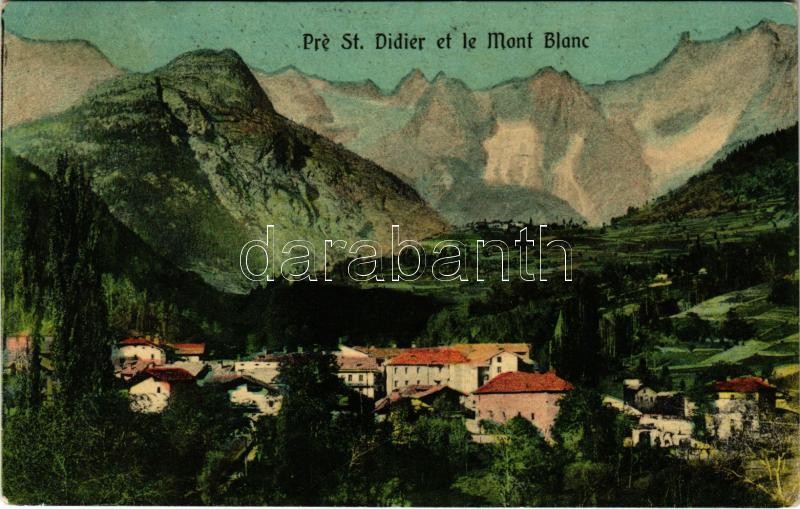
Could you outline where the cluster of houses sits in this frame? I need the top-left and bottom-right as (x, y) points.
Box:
(467, 218), (587, 235)
(109, 337), (285, 418)
(602, 375), (781, 459)
(103, 337), (580, 440)
(338, 343), (577, 441)
(709, 375), (778, 440)
(3, 333), (788, 450)
(603, 379), (699, 452)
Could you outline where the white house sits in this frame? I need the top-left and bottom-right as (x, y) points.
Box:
(386, 348), (469, 391)
(631, 414), (693, 448)
(623, 378), (658, 412)
(384, 344), (532, 408)
(128, 367), (195, 413)
(450, 343), (531, 392)
(232, 353), (288, 384)
(603, 395), (643, 417)
(113, 338), (167, 366)
(337, 355), (381, 399)
(710, 376), (776, 440)
(225, 375), (282, 419)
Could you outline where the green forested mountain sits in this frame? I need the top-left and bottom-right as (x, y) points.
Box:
(2, 150), (241, 353)
(616, 124), (798, 225)
(2, 151), (441, 353)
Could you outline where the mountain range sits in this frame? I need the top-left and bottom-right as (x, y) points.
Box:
(2, 21), (797, 291)
(254, 21), (797, 224)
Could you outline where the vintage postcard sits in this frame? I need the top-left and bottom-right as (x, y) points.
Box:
(1, 1), (798, 506)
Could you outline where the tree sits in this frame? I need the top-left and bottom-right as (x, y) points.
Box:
(555, 274), (606, 384)
(48, 155), (112, 401)
(553, 388), (629, 463)
(385, 397), (473, 493)
(675, 312), (713, 343)
(17, 186), (50, 409)
(484, 417), (554, 506)
(160, 385), (250, 502)
(2, 393), (176, 504)
(720, 308), (755, 343)
(714, 414), (800, 505)
(658, 365), (673, 391)
(768, 278), (798, 306)
(269, 353), (352, 503)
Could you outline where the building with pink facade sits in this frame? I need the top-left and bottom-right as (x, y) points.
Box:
(472, 371), (574, 440)
(4, 335), (53, 371)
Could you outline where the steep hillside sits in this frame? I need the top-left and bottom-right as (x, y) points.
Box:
(615, 125), (798, 225)
(1, 149), (245, 352)
(4, 49), (445, 292)
(1, 32), (122, 127)
(2, 150), (443, 351)
(254, 67), (334, 135)
(483, 69), (650, 223)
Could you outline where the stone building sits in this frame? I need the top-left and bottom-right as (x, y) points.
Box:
(710, 376), (776, 440)
(472, 370), (574, 440)
(336, 355), (382, 399)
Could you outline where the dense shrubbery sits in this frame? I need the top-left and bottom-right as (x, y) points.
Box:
(3, 385), (252, 504)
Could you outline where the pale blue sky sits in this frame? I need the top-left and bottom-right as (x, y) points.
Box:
(4, 1), (797, 89)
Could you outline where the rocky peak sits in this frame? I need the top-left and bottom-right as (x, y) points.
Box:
(2, 32), (122, 126)
(393, 69), (430, 103)
(156, 48), (274, 114)
(529, 67), (581, 88)
(339, 78), (382, 98)
(527, 66), (596, 115)
(754, 19), (788, 37)
(398, 68), (428, 86)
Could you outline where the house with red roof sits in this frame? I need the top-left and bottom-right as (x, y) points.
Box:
(374, 384), (466, 415)
(170, 342), (206, 362)
(710, 376), (776, 440)
(472, 370), (574, 440)
(385, 348), (469, 393)
(4, 334), (54, 372)
(713, 376), (778, 400)
(112, 338), (167, 380)
(384, 344), (533, 402)
(128, 367), (196, 413)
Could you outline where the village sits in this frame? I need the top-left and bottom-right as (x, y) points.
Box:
(3, 332), (788, 459)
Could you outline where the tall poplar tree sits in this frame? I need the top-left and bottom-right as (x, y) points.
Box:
(48, 155), (112, 401)
(18, 203), (46, 409)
